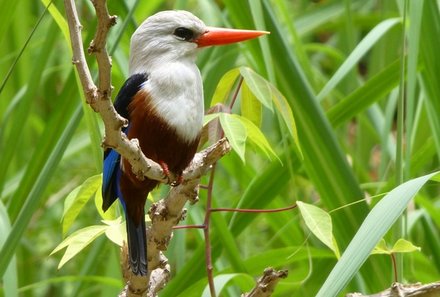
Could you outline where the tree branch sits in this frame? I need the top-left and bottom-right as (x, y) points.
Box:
(242, 268), (288, 297)
(346, 281), (440, 297)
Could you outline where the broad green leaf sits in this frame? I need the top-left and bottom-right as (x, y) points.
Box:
(103, 218), (126, 247)
(62, 174), (102, 236)
(210, 68), (240, 106)
(316, 171), (439, 297)
(219, 113), (247, 162)
(240, 81), (262, 127)
(239, 67), (273, 111)
(390, 239), (421, 254)
(239, 67), (300, 155)
(297, 201), (340, 258)
(201, 274), (254, 297)
(372, 238), (421, 255)
(50, 225), (107, 269)
(232, 114), (279, 161)
(269, 84), (301, 157)
(371, 239), (389, 255)
(203, 113), (221, 126)
(318, 18), (401, 100)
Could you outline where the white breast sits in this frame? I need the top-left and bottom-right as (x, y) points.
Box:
(141, 61), (204, 142)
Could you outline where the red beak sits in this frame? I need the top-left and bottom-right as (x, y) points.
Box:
(196, 27), (269, 48)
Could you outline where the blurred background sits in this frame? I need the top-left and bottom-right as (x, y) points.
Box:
(1, 0), (439, 296)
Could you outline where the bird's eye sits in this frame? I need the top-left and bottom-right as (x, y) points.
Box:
(173, 27), (195, 41)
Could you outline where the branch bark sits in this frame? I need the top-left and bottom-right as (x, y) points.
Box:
(242, 268), (288, 297)
(346, 281), (440, 297)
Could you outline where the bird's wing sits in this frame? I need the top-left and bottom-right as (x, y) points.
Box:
(102, 73), (148, 212)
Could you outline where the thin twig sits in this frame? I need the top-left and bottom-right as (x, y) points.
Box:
(210, 204), (297, 213)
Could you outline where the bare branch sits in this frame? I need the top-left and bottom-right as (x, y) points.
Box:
(242, 268), (288, 297)
(346, 281), (440, 297)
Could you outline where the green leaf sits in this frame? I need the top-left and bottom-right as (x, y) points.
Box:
(219, 113), (247, 162)
(232, 114), (279, 162)
(269, 83), (301, 157)
(50, 225), (107, 269)
(239, 67), (273, 111)
(297, 201), (340, 258)
(316, 171), (439, 297)
(240, 81), (262, 127)
(103, 218), (126, 247)
(210, 68), (240, 106)
(390, 239), (421, 254)
(239, 67), (300, 155)
(371, 239), (389, 255)
(62, 174), (102, 236)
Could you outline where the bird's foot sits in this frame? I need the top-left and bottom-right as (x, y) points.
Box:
(171, 174), (184, 187)
(158, 161), (183, 186)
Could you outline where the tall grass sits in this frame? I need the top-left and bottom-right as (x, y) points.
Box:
(0, 0), (439, 296)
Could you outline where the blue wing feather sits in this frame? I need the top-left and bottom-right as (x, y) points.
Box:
(101, 73), (148, 212)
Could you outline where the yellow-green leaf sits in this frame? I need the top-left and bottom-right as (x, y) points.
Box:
(371, 239), (389, 255)
(211, 68), (240, 106)
(239, 67), (273, 111)
(62, 174), (102, 236)
(297, 201), (340, 258)
(390, 239), (421, 254)
(241, 81), (262, 127)
(50, 225), (107, 269)
(219, 113), (247, 162)
(232, 114), (279, 162)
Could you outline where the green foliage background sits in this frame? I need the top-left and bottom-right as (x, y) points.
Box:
(1, 0), (439, 296)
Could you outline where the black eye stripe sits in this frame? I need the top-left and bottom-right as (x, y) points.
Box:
(174, 27), (195, 41)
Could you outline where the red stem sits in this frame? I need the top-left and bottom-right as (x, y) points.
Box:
(390, 253), (398, 282)
(204, 164), (217, 297)
(210, 204), (297, 213)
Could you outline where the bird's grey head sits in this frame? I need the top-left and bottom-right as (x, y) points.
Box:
(129, 10), (207, 74)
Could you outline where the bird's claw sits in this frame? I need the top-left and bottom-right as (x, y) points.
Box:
(159, 161), (183, 186)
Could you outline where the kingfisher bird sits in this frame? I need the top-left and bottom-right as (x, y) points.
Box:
(102, 10), (267, 276)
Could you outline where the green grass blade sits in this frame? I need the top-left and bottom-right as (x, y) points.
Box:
(0, 103), (82, 277)
(317, 18), (401, 101)
(316, 172), (439, 297)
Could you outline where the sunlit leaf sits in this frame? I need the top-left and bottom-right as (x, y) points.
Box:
(50, 225), (107, 269)
(219, 113), (247, 162)
(103, 218), (126, 247)
(232, 114), (279, 161)
(62, 174), (102, 236)
(239, 67), (273, 111)
(240, 81), (262, 127)
(297, 201), (340, 258)
(371, 239), (389, 255)
(210, 68), (240, 106)
(390, 239), (421, 254)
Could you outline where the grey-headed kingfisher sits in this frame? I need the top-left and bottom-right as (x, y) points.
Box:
(102, 10), (267, 276)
